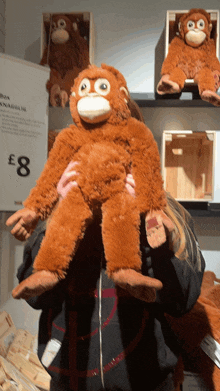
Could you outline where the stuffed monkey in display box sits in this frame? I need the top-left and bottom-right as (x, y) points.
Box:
(7, 64), (172, 302)
(157, 8), (220, 106)
(40, 14), (90, 107)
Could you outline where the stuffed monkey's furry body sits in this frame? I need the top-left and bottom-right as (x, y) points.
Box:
(12, 64), (166, 300)
(40, 14), (90, 107)
(157, 9), (220, 106)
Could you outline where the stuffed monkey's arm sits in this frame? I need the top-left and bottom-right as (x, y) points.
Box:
(161, 37), (185, 75)
(23, 127), (82, 219)
(6, 127), (82, 239)
(205, 40), (220, 72)
(40, 46), (49, 66)
(129, 119), (166, 213)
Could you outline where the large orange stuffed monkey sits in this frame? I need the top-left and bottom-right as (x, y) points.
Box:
(157, 8), (220, 106)
(40, 14), (90, 107)
(7, 64), (168, 301)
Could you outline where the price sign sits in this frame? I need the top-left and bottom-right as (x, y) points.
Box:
(0, 54), (50, 211)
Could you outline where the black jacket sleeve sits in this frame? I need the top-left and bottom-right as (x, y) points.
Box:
(140, 214), (205, 318)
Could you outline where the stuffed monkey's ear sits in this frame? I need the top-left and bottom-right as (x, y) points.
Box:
(209, 23), (213, 32)
(120, 86), (129, 103)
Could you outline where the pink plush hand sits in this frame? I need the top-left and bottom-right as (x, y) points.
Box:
(6, 208), (39, 241)
(57, 161), (80, 200)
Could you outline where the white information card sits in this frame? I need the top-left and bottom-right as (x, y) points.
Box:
(0, 54), (50, 211)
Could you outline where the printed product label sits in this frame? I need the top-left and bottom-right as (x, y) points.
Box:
(41, 338), (61, 368)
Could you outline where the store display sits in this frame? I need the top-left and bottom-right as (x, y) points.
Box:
(162, 131), (215, 201)
(157, 8), (220, 106)
(40, 13), (91, 107)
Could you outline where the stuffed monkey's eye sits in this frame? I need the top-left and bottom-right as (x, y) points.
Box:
(187, 20), (195, 30)
(197, 19), (205, 30)
(57, 19), (66, 29)
(78, 78), (91, 96)
(94, 78), (111, 96)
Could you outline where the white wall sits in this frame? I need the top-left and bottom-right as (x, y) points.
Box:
(1, 0), (220, 331)
(4, 0), (220, 93)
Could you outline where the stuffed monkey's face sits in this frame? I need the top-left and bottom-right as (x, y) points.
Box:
(70, 67), (129, 124)
(51, 15), (77, 44)
(179, 12), (212, 47)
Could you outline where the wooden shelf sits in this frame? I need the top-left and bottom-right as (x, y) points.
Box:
(179, 202), (220, 217)
(131, 93), (217, 108)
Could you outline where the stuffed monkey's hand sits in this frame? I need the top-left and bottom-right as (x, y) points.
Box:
(145, 210), (174, 249)
(57, 161), (80, 200)
(6, 208), (39, 241)
(50, 84), (69, 108)
(12, 270), (60, 300)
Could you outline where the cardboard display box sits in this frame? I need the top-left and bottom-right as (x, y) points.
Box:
(164, 10), (219, 89)
(162, 130), (216, 201)
(6, 330), (50, 391)
(0, 355), (40, 391)
(0, 313), (16, 358)
(0, 312), (51, 391)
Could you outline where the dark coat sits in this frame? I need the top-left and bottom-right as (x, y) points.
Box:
(17, 206), (205, 391)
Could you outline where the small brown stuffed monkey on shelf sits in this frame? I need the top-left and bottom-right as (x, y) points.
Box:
(157, 8), (220, 106)
(40, 14), (90, 107)
(6, 64), (173, 302)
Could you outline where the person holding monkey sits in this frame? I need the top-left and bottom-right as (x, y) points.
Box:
(13, 100), (205, 391)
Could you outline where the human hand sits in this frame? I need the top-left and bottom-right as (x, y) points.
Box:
(125, 173), (136, 197)
(57, 161), (79, 200)
(6, 208), (39, 241)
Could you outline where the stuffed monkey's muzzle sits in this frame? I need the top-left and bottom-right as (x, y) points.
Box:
(77, 95), (112, 123)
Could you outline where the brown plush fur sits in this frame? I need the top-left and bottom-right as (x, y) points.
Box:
(22, 64), (166, 281)
(40, 14), (90, 106)
(168, 271), (220, 390)
(157, 9), (220, 106)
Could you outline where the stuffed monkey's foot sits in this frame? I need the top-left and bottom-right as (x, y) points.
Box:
(50, 84), (69, 107)
(12, 270), (60, 300)
(111, 269), (163, 303)
(146, 214), (166, 249)
(157, 75), (181, 95)
(201, 90), (220, 107)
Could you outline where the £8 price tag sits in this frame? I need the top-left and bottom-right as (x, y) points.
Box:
(8, 154), (30, 177)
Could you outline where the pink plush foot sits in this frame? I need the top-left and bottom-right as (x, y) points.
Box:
(201, 90), (220, 107)
(12, 270), (60, 300)
(111, 269), (163, 303)
(157, 75), (181, 95)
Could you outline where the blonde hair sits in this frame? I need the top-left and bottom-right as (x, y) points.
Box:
(165, 192), (202, 271)
(128, 101), (202, 271)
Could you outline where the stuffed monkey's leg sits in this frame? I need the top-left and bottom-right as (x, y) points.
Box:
(12, 188), (93, 300)
(157, 68), (186, 95)
(195, 67), (220, 107)
(102, 193), (163, 303)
